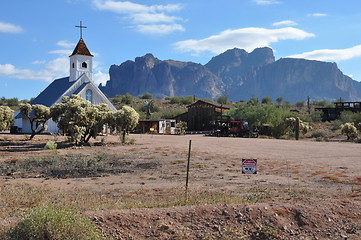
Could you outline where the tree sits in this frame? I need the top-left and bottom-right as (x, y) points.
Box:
(295, 101), (305, 107)
(247, 97), (259, 106)
(109, 105), (139, 143)
(0, 106), (13, 131)
(19, 103), (50, 140)
(140, 93), (152, 99)
(276, 97), (283, 105)
(261, 96), (273, 105)
(51, 95), (113, 145)
(217, 95), (228, 105)
(227, 103), (302, 138)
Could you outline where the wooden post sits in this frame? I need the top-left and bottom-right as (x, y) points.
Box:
(185, 140), (192, 195)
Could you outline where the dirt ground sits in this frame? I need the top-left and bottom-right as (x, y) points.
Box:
(1, 133), (361, 239)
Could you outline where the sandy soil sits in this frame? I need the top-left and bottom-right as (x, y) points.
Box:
(1, 133), (361, 239)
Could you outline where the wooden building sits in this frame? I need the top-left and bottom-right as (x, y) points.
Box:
(316, 101), (361, 121)
(175, 100), (230, 131)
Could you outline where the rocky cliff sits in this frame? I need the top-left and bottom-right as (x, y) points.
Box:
(99, 48), (361, 102)
(100, 54), (224, 99)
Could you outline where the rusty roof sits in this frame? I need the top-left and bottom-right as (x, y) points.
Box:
(187, 100), (230, 109)
(70, 38), (93, 57)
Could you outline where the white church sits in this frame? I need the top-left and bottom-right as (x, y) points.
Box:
(15, 23), (116, 133)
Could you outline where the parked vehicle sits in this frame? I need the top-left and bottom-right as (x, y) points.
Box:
(212, 120), (258, 138)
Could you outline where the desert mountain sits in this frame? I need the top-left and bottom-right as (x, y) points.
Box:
(99, 47), (361, 102)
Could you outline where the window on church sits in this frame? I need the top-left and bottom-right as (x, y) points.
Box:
(72, 63), (75, 68)
(86, 89), (93, 103)
(82, 62), (87, 68)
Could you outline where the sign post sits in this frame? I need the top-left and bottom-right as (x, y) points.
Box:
(242, 159), (257, 174)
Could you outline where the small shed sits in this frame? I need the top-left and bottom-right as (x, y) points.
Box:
(175, 100), (230, 131)
(136, 119), (176, 134)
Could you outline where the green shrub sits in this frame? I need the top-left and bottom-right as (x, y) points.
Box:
(140, 93), (152, 99)
(44, 141), (57, 150)
(295, 101), (305, 107)
(166, 96), (194, 105)
(4, 205), (104, 240)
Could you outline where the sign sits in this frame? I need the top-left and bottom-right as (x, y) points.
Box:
(242, 159), (257, 174)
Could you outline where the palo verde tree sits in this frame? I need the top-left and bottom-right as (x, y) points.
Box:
(0, 106), (14, 131)
(51, 95), (113, 145)
(19, 103), (50, 140)
(109, 105), (139, 143)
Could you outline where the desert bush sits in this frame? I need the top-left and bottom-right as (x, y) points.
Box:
(261, 96), (273, 104)
(44, 141), (57, 150)
(227, 103), (301, 138)
(160, 109), (185, 119)
(217, 95), (228, 105)
(311, 129), (333, 141)
(139, 92), (152, 99)
(167, 96), (194, 105)
(111, 94), (134, 106)
(295, 101), (305, 107)
(341, 122), (358, 140)
(340, 112), (361, 129)
(3, 205), (104, 240)
(312, 100), (333, 108)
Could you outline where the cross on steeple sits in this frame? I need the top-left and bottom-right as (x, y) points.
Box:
(75, 21), (87, 39)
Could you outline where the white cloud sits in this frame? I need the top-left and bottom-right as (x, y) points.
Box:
(93, 0), (182, 13)
(252, 0), (281, 5)
(0, 64), (17, 75)
(57, 40), (75, 48)
(93, 71), (109, 86)
(135, 24), (185, 35)
(0, 21), (23, 34)
(0, 39), (108, 84)
(272, 20), (297, 26)
(0, 57), (68, 82)
(92, 0), (185, 35)
(288, 45), (361, 62)
(309, 13), (328, 17)
(31, 60), (46, 65)
(49, 50), (73, 55)
(130, 13), (181, 24)
(174, 27), (314, 55)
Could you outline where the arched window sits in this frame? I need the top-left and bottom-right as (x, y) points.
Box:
(86, 89), (93, 103)
(82, 62), (87, 68)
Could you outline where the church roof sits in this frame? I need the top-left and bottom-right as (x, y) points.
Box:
(70, 38), (93, 57)
(31, 77), (76, 107)
(73, 82), (90, 95)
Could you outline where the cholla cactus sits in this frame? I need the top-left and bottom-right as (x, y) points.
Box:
(285, 117), (312, 135)
(176, 121), (187, 135)
(341, 122), (358, 140)
(0, 106), (13, 131)
(109, 105), (139, 143)
(51, 95), (113, 145)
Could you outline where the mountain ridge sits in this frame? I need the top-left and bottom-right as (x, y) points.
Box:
(99, 47), (361, 102)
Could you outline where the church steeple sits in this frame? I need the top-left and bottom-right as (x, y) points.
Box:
(69, 21), (93, 82)
(70, 38), (93, 57)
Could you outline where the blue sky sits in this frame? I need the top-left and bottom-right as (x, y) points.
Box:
(1, 0), (361, 100)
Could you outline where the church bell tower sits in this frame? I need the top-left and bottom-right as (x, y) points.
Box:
(69, 21), (93, 82)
